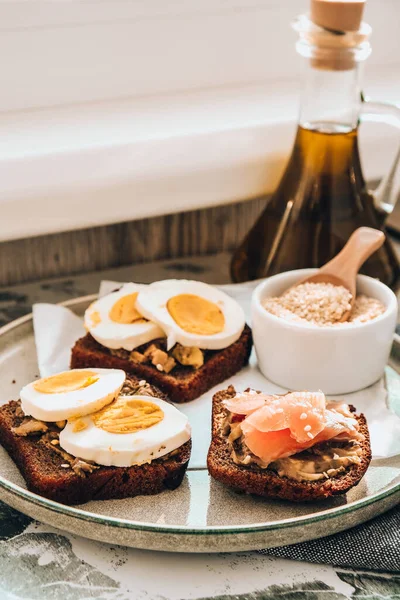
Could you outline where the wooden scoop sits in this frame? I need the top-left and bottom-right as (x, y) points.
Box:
(296, 227), (385, 322)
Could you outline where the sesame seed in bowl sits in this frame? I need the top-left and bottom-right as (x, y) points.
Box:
(263, 281), (386, 327)
(251, 269), (397, 394)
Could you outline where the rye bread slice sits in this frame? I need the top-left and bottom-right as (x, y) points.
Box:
(207, 386), (372, 502)
(0, 378), (191, 505)
(70, 325), (253, 403)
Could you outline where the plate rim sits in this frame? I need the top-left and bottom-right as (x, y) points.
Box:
(0, 294), (398, 537)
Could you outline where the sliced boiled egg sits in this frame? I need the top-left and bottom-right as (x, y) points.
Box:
(136, 280), (245, 350)
(84, 283), (165, 351)
(20, 368), (125, 422)
(59, 395), (191, 467)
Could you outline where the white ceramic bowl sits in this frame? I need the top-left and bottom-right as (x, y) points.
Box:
(251, 269), (398, 394)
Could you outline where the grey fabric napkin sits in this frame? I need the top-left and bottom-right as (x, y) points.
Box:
(259, 505), (400, 572)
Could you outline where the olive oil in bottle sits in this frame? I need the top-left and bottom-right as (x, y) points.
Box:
(231, 1), (400, 288)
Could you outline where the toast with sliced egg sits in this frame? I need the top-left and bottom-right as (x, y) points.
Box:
(207, 387), (371, 502)
(71, 280), (253, 403)
(0, 371), (191, 505)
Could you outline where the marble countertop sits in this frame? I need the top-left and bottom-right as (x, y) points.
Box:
(0, 253), (398, 600)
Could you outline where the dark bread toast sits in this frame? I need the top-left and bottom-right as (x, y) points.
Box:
(207, 387), (372, 502)
(0, 379), (191, 505)
(71, 325), (253, 403)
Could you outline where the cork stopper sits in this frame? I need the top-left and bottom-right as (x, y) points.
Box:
(310, 0), (366, 33)
(292, 0), (370, 71)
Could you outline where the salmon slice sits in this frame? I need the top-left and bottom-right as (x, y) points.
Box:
(224, 390), (360, 465)
(239, 391), (359, 465)
(244, 391), (327, 443)
(327, 402), (354, 419)
(288, 404), (326, 443)
(312, 408), (361, 443)
(223, 391), (269, 415)
(242, 426), (303, 464)
(242, 410), (359, 465)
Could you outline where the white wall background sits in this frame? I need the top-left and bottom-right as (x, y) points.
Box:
(0, 0), (398, 241)
(0, 0), (398, 111)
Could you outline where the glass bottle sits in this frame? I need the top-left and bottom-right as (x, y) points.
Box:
(231, 14), (400, 288)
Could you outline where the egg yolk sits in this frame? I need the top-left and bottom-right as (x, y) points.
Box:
(91, 398), (164, 434)
(88, 310), (101, 328)
(167, 294), (225, 335)
(109, 292), (143, 324)
(33, 371), (99, 394)
(71, 418), (88, 432)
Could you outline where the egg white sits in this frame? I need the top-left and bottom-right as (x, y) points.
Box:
(59, 395), (191, 467)
(20, 368), (125, 422)
(136, 279), (246, 350)
(85, 282), (165, 351)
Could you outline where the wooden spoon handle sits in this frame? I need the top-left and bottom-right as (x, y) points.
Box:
(319, 227), (385, 285)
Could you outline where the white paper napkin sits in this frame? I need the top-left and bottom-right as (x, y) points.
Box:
(32, 282), (400, 463)
(33, 304), (85, 377)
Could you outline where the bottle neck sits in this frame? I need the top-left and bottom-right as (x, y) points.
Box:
(299, 62), (362, 133)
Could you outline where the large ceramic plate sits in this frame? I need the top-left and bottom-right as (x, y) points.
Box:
(0, 295), (398, 553)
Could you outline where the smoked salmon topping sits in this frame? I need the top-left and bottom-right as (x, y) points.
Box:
(222, 391), (268, 415)
(242, 426), (307, 465)
(327, 402), (354, 419)
(226, 390), (360, 466)
(243, 391), (326, 443)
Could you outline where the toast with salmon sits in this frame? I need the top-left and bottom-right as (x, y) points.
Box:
(207, 386), (371, 502)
